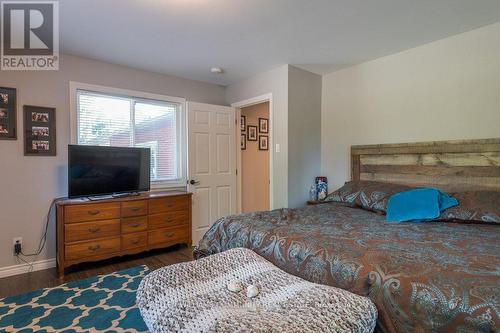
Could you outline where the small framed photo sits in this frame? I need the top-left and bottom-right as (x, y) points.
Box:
(0, 87), (17, 140)
(31, 111), (49, 122)
(32, 140), (50, 151)
(32, 126), (50, 137)
(241, 134), (246, 150)
(240, 115), (246, 132)
(259, 135), (269, 150)
(0, 123), (9, 134)
(0, 107), (7, 119)
(24, 105), (56, 156)
(259, 118), (269, 133)
(247, 125), (257, 141)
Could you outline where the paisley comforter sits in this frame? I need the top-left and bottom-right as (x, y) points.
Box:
(194, 203), (500, 333)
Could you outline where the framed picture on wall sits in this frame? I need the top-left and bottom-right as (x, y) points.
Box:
(247, 125), (257, 141)
(259, 135), (269, 150)
(241, 115), (246, 132)
(258, 118), (269, 133)
(0, 87), (17, 140)
(24, 105), (57, 156)
(241, 134), (246, 150)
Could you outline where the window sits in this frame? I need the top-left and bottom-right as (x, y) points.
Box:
(74, 86), (185, 187)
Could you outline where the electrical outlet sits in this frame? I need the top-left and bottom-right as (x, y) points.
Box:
(13, 237), (22, 255)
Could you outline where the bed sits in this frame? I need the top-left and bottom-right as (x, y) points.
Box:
(194, 138), (500, 333)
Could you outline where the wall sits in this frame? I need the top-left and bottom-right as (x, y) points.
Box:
(321, 22), (500, 190)
(241, 102), (270, 212)
(0, 54), (225, 270)
(226, 65), (289, 208)
(226, 64), (322, 208)
(288, 66), (322, 207)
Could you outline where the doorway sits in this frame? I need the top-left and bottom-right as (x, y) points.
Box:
(240, 102), (270, 212)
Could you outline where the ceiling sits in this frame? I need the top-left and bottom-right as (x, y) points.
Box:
(59, 0), (500, 86)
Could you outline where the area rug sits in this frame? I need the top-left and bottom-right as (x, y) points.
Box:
(0, 265), (149, 332)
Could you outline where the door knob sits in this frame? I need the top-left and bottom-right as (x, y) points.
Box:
(189, 179), (200, 185)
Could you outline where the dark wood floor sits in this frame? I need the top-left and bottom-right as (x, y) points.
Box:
(0, 244), (193, 299)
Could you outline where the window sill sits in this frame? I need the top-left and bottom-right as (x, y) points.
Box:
(150, 181), (187, 192)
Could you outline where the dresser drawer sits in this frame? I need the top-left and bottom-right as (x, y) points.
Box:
(121, 232), (147, 250)
(65, 203), (120, 223)
(65, 237), (121, 261)
(149, 196), (189, 214)
(148, 226), (189, 246)
(149, 211), (188, 230)
(65, 219), (120, 242)
(121, 200), (148, 217)
(121, 216), (147, 233)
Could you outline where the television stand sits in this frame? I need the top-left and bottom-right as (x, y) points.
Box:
(56, 190), (192, 277)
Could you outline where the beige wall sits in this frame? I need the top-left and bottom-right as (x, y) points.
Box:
(241, 102), (270, 212)
(226, 65), (288, 209)
(321, 22), (500, 190)
(288, 66), (322, 207)
(0, 54), (225, 270)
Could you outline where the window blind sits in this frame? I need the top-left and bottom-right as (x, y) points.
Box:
(76, 90), (181, 183)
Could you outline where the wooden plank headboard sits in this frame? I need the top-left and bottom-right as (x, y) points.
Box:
(351, 138), (500, 192)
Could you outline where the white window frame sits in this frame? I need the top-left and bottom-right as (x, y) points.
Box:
(136, 141), (159, 179)
(69, 81), (187, 189)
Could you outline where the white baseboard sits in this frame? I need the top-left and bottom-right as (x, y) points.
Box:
(0, 258), (56, 279)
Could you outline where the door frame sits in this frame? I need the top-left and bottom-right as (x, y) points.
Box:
(231, 93), (274, 213)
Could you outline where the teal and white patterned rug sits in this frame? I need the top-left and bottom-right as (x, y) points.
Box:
(0, 265), (149, 332)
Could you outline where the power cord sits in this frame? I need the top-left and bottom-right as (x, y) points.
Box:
(14, 197), (67, 272)
(14, 254), (35, 272)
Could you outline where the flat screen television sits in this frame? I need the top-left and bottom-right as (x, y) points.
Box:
(68, 145), (151, 198)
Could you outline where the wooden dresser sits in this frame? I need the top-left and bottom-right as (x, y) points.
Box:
(56, 191), (192, 277)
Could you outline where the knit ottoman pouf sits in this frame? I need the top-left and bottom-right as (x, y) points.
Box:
(137, 248), (377, 333)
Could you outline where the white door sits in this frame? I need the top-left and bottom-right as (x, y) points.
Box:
(187, 102), (237, 245)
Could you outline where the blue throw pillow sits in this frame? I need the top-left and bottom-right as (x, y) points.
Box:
(438, 191), (459, 211)
(386, 188), (458, 222)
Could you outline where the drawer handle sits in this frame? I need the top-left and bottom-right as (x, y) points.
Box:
(165, 203), (174, 208)
(130, 207), (141, 212)
(88, 210), (101, 215)
(164, 219), (174, 223)
(88, 227), (100, 233)
(129, 223), (140, 228)
(130, 239), (140, 244)
(88, 245), (101, 251)
(164, 232), (175, 238)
